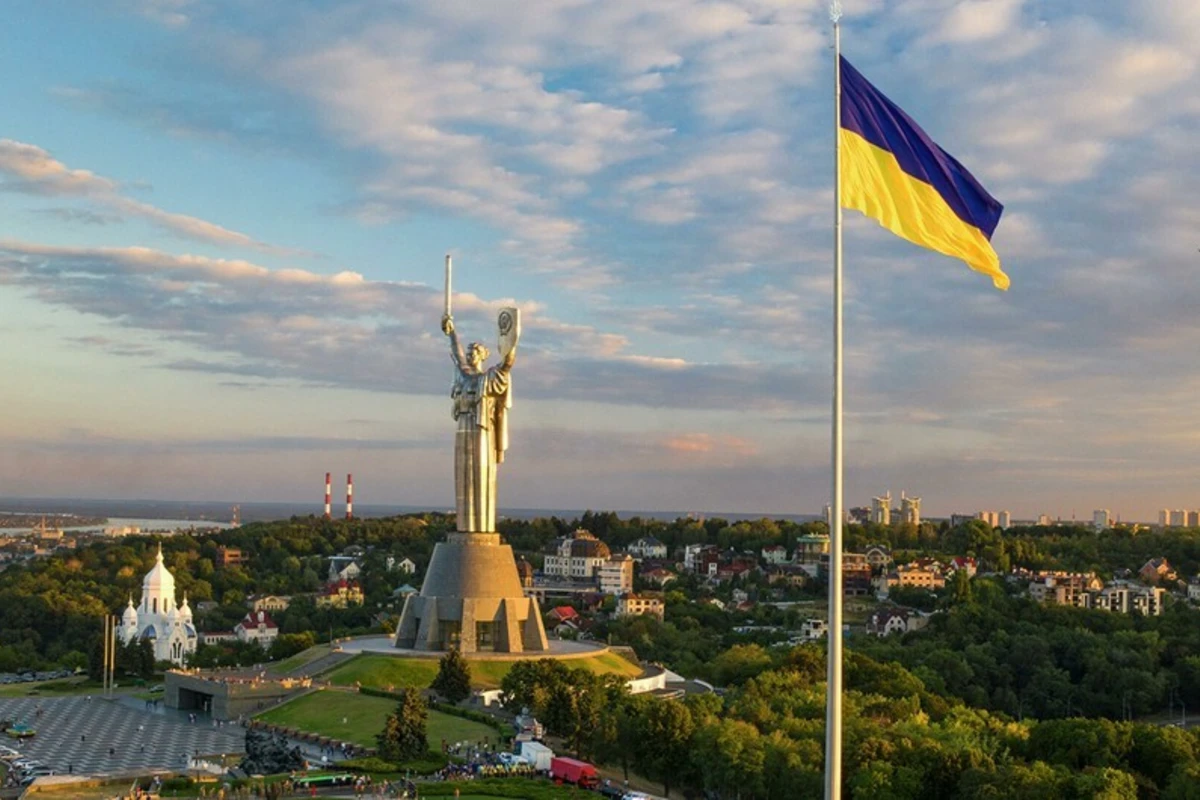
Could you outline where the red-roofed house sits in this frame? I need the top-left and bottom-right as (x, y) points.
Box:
(235, 610), (279, 649)
(547, 606), (579, 623)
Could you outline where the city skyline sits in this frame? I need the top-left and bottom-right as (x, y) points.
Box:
(2, 1), (1199, 520)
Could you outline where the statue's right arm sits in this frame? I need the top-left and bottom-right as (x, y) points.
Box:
(448, 326), (465, 374)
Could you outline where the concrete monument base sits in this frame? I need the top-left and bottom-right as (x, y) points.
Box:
(394, 532), (549, 654)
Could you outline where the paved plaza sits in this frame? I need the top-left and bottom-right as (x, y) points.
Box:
(0, 696), (245, 776)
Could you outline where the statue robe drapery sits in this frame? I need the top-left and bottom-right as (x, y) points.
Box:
(452, 364), (511, 532)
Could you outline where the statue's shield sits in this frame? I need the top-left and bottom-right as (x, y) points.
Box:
(497, 307), (520, 359)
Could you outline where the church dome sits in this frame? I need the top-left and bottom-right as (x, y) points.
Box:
(178, 594), (193, 622)
(141, 544), (177, 610)
(122, 597), (138, 625)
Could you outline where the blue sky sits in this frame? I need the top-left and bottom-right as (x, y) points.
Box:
(1, 0), (1198, 521)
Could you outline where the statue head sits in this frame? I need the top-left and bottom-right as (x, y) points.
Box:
(467, 342), (490, 372)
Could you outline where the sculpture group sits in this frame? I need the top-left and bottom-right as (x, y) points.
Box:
(394, 257), (548, 654)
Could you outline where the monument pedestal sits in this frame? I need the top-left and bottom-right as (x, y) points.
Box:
(394, 532), (548, 653)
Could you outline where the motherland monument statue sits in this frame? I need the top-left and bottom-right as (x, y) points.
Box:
(394, 256), (548, 653)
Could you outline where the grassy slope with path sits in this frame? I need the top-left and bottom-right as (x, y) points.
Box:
(256, 690), (498, 749)
(325, 651), (642, 690)
(270, 644), (336, 675)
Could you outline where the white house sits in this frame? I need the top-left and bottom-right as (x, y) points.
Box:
(761, 545), (789, 566)
(234, 610), (280, 649)
(628, 537), (668, 561)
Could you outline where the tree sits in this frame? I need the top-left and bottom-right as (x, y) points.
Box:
(430, 648), (472, 704)
(632, 698), (695, 797)
(376, 688), (428, 762)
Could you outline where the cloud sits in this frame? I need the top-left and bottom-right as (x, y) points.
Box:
(0, 239), (829, 413)
(0, 139), (295, 254)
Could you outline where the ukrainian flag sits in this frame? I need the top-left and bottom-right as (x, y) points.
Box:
(839, 56), (1008, 290)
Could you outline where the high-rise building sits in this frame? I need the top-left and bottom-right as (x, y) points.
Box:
(871, 492), (892, 525)
(1160, 509), (1171, 527)
(1037, 514), (1052, 526)
(976, 510), (1000, 528)
(1189, 511), (1200, 528)
(1093, 509), (1110, 531)
(900, 493), (921, 525)
(998, 511), (1011, 530)
(1170, 509), (1187, 527)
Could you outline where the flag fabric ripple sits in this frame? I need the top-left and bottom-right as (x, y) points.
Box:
(839, 56), (1009, 290)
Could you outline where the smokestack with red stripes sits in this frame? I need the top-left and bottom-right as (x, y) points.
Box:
(323, 472), (332, 520)
(346, 473), (354, 520)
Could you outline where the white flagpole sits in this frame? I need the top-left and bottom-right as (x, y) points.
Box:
(825, 3), (844, 799)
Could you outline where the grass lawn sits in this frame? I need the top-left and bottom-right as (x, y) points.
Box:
(0, 677), (102, 698)
(271, 644), (334, 675)
(256, 690), (497, 749)
(327, 651), (643, 691)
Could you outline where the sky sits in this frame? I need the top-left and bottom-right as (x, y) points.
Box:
(0, 0), (1198, 521)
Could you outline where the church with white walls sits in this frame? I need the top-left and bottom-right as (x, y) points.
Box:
(119, 545), (198, 665)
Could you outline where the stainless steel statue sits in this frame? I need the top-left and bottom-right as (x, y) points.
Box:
(393, 256), (548, 653)
(442, 303), (518, 533)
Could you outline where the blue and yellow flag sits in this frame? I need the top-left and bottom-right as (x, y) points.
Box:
(839, 56), (1008, 290)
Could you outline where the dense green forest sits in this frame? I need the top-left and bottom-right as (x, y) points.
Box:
(501, 649), (1200, 799)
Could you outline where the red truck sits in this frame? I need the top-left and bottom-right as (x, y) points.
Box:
(550, 756), (600, 789)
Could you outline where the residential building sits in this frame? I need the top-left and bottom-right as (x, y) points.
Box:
(248, 595), (291, 613)
(393, 557), (417, 575)
(976, 511), (1000, 528)
(1139, 558), (1177, 585)
(864, 545), (892, 570)
(712, 559), (756, 584)
(546, 606), (579, 625)
(235, 610), (279, 649)
(887, 562), (946, 590)
(766, 565), (809, 588)
(761, 545), (789, 566)
(871, 492), (892, 525)
(1189, 578), (1200, 603)
(642, 568), (677, 588)
(695, 548), (722, 577)
(544, 531), (611, 580)
(866, 608), (912, 637)
(316, 579), (364, 608)
(1171, 510), (1187, 527)
(998, 511), (1011, 530)
(794, 534), (830, 564)
(216, 547), (246, 568)
(900, 494), (921, 525)
(1160, 509), (1171, 527)
(1029, 573), (1103, 607)
(327, 556), (361, 582)
(799, 618), (828, 641)
(616, 592), (665, 620)
(948, 557), (977, 578)
(1037, 514), (1053, 526)
(598, 554), (634, 596)
(1093, 509), (1111, 531)
(1190, 511), (1200, 528)
(627, 537), (668, 561)
(200, 631), (237, 645)
(683, 543), (708, 572)
(818, 553), (872, 596)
